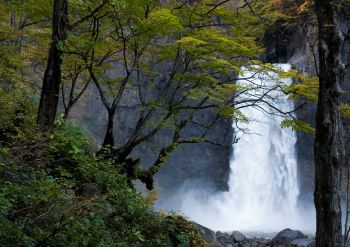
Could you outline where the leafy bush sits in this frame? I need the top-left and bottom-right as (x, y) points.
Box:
(0, 87), (208, 247)
(0, 86), (38, 146)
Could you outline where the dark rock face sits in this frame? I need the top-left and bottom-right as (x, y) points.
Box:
(65, 82), (232, 200)
(154, 111), (232, 196)
(271, 228), (306, 247)
(263, 7), (350, 202)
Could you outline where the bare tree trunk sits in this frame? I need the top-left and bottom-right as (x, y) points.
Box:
(314, 0), (346, 246)
(37, 0), (68, 131)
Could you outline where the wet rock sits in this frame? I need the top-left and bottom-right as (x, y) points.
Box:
(248, 237), (272, 247)
(216, 231), (232, 245)
(272, 228), (306, 246)
(213, 229), (312, 247)
(257, 237), (271, 245)
(231, 231), (246, 243)
(251, 241), (259, 247)
(290, 238), (315, 247)
(214, 230), (276, 247)
(216, 231), (226, 238)
(195, 223), (220, 246)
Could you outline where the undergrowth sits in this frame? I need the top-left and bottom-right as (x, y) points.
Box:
(0, 85), (208, 247)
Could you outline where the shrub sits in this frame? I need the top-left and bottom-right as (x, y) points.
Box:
(0, 87), (208, 247)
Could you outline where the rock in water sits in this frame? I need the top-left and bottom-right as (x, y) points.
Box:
(272, 228), (306, 246)
(290, 239), (315, 247)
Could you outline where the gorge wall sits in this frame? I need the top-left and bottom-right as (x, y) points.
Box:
(263, 6), (350, 202)
(62, 4), (350, 204)
(63, 82), (233, 198)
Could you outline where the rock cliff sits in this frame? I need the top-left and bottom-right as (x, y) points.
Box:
(63, 5), (350, 205)
(263, 7), (350, 202)
(64, 81), (233, 199)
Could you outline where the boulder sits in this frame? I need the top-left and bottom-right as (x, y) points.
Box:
(195, 223), (220, 246)
(250, 241), (259, 247)
(290, 239), (315, 247)
(272, 228), (306, 246)
(216, 231), (228, 239)
(252, 237), (271, 245)
(230, 231), (246, 243)
(216, 231), (232, 245)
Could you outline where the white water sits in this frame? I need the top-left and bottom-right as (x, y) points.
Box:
(174, 64), (315, 233)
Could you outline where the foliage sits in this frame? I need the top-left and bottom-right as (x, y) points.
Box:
(281, 119), (315, 134)
(341, 103), (350, 120)
(0, 86), (38, 146)
(0, 0), (333, 243)
(298, 0), (314, 14)
(282, 71), (319, 102)
(164, 214), (208, 247)
(0, 89), (208, 247)
(50, 0), (302, 178)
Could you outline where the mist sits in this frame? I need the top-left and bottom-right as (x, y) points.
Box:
(157, 64), (316, 235)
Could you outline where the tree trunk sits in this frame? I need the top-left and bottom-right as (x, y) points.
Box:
(37, 0), (68, 131)
(314, 1), (346, 246)
(63, 102), (72, 119)
(103, 108), (116, 147)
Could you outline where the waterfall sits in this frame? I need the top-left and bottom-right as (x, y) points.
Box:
(223, 63), (299, 230)
(176, 64), (315, 233)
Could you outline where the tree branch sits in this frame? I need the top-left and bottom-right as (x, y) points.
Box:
(69, 0), (109, 29)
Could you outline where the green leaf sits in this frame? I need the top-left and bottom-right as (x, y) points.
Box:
(281, 119), (315, 133)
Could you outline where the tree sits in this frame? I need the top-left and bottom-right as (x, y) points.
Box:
(61, 61), (90, 119)
(1, 0), (315, 190)
(65, 0), (306, 189)
(37, 0), (68, 131)
(37, 0), (109, 131)
(314, 0), (346, 246)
